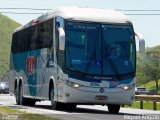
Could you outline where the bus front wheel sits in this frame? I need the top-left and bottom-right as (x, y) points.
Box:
(108, 104), (120, 114)
(50, 88), (62, 110)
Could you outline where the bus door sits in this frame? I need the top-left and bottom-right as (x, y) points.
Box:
(55, 17), (65, 100)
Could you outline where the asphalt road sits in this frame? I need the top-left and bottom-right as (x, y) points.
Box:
(0, 94), (160, 120)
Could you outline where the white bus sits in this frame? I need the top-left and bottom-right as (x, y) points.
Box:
(9, 7), (145, 113)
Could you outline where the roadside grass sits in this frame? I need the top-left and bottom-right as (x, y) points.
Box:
(0, 106), (60, 120)
(124, 101), (160, 111)
(0, 106), (20, 114)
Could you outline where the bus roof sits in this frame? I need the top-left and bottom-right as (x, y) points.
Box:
(14, 7), (132, 32)
(53, 7), (131, 23)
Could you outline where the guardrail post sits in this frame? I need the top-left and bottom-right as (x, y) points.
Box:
(153, 102), (157, 110)
(140, 101), (143, 109)
(135, 95), (160, 111)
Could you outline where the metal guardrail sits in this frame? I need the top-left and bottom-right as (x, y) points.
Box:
(135, 95), (160, 110)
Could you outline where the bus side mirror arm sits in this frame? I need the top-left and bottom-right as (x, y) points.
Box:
(135, 32), (145, 53)
(58, 28), (65, 51)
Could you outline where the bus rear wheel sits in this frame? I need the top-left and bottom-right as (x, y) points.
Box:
(108, 104), (120, 114)
(15, 85), (20, 105)
(19, 83), (27, 105)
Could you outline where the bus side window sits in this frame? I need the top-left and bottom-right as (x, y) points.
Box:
(36, 19), (53, 49)
(30, 26), (38, 50)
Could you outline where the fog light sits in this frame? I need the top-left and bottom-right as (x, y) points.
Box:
(65, 93), (70, 97)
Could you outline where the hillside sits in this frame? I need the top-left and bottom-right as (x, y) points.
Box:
(0, 14), (21, 79)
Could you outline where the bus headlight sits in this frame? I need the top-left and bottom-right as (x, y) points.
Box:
(66, 80), (81, 88)
(122, 86), (129, 90)
(73, 83), (80, 88)
(121, 84), (135, 90)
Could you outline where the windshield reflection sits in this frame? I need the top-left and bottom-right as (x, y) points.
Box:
(65, 21), (135, 77)
(103, 25), (135, 76)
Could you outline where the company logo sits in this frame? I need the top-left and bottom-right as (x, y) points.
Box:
(26, 56), (35, 77)
(111, 81), (119, 86)
(100, 88), (105, 93)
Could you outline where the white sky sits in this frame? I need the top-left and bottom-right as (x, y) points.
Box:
(0, 0), (160, 47)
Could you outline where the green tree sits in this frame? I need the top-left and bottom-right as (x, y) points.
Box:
(136, 53), (150, 86)
(142, 46), (160, 90)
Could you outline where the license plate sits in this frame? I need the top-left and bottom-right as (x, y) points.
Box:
(95, 95), (107, 100)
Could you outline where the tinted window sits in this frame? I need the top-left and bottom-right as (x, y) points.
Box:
(66, 22), (102, 75)
(11, 19), (53, 54)
(65, 21), (136, 77)
(37, 20), (53, 49)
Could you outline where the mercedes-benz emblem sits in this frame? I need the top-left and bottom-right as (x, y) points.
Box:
(100, 88), (105, 93)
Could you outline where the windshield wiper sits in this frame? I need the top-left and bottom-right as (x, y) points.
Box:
(105, 57), (121, 80)
(83, 46), (96, 79)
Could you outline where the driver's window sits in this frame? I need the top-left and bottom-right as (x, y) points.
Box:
(55, 17), (65, 68)
(55, 17), (64, 50)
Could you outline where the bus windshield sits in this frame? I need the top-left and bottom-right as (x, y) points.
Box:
(102, 25), (135, 76)
(65, 21), (135, 77)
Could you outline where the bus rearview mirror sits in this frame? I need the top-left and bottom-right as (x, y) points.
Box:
(135, 32), (145, 53)
(58, 28), (65, 51)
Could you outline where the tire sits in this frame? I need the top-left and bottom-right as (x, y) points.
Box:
(15, 84), (36, 106)
(19, 83), (27, 105)
(50, 87), (62, 110)
(15, 86), (20, 105)
(108, 104), (120, 114)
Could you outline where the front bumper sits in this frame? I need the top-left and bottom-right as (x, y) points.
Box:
(60, 84), (135, 105)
